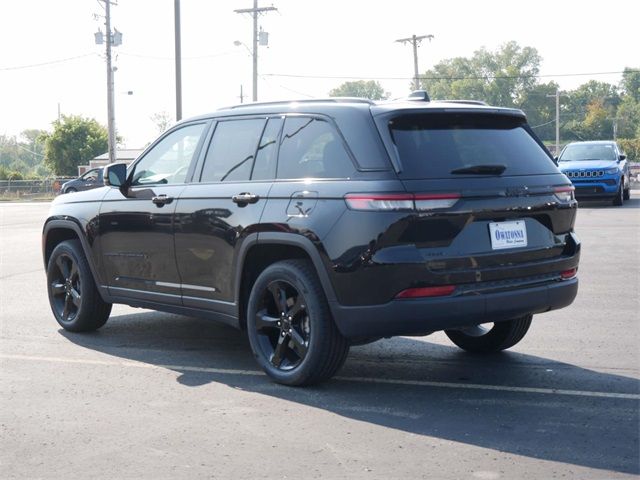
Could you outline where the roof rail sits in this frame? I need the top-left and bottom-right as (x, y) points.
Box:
(437, 99), (488, 106)
(223, 97), (376, 110)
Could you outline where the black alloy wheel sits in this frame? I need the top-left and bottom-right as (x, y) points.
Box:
(254, 280), (311, 370)
(246, 260), (349, 386)
(47, 240), (112, 332)
(49, 252), (82, 324)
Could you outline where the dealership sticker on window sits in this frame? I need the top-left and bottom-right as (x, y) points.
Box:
(489, 221), (528, 250)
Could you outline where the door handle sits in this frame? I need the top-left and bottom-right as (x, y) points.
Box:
(152, 194), (174, 207)
(232, 192), (260, 206)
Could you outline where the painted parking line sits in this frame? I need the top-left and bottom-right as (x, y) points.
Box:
(2, 353), (639, 400)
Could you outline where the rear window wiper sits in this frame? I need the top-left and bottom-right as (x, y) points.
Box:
(450, 164), (507, 175)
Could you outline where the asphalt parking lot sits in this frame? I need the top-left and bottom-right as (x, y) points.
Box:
(1, 197), (638, 479)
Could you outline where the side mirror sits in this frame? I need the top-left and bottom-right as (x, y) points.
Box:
(619, 154), (626, 162)
(103, 163), (131, 197)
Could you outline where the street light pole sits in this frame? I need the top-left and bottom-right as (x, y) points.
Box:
(174, 0), (182, 121)
(395, 34), (434, 91)
(105, 0), (116, 164)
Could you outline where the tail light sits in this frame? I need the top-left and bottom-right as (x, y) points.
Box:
(560, 268), (577, 280)
(345, 193), (460, 211)
(554, 186), (575, 202)
(395, 285), (456, 299)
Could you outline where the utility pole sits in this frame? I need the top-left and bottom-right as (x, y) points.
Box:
(395, 34), (434, 91)
(104, 0), (116, 164)
(174, 0), (182, 121)
(234, 1), (277, 102)
(547, 89), (568, 156)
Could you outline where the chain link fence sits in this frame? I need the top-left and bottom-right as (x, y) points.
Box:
(0, 178), (74, 200)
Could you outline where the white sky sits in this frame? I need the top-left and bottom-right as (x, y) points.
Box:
(1, 0), (637, 147)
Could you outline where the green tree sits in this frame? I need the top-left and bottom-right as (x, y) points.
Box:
(41, 115), (109, 176)
(420, 41), (541, 107)
(329, 80), (389, 100)
(563, 81), (619, 141)
(520, 81), (559, 141)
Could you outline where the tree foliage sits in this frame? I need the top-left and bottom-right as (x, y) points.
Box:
(41, 115), (109, 176)
(421, 41), (541, 107)
(329, 80), (389, 100)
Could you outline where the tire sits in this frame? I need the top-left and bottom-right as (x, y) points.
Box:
(623, 179), (630, 201)
(65, 187), (77, 194)
(46, 239), (112, 332)
(246, 259), (349, 386)
(613, 182), (623, 206)
(445, 315), (533, 353)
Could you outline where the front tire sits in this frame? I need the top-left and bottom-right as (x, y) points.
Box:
(613, 182), (624, 206)
(246, 259), (349, 386)
(445, 315), (532, 353)
(623, 178), (630, 201)
(47, 240), (112, 332)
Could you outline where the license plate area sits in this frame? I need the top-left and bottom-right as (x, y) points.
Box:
(489, 221), (528, 250)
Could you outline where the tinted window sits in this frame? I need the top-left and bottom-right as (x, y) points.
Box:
(200, 119), (265, 182)
(277, 117), (354, 179)
(389, 114), (557, 179)
(559, 143), (617, 161)
(131, 123), (206, 186)
(251, 117), (283, 180)
(82, 169), (100, 181)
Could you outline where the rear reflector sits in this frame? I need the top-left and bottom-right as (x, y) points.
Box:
(396, 285), (456, 299)
(345, 193), (460, 211)
(560, 268), (577, 280)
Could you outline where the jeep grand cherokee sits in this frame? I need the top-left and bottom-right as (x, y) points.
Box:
(43, 93), (580, 385)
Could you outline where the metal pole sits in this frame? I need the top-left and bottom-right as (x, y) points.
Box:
(175, 0), (183, 121)
(412, 35), (420, 91)
(555, 89), (560, 155)
(105, 0), (116, 164)
(252, 0), (258, 102)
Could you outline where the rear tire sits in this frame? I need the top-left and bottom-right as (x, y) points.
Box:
(246, 259), (349, 386)
(445, 315), (532, 353)
(46, 240), (112, 332)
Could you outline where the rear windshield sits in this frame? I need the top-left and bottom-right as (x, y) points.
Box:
(389, 114), (557, 179)
(559, 143), (617, 161)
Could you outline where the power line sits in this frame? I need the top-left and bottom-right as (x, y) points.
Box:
(0, 53), (96, 71)
(262, 70), (638, 82)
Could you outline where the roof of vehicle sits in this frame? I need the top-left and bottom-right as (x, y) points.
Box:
(180, 95), (526, 124)
(565, 140), (617, 146)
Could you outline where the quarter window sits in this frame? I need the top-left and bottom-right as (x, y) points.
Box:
(131, 123), (206, 186)
(277, 117), (353, 179)
(200, 119), (266, 183)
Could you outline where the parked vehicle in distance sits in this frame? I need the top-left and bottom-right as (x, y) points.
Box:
(60, 168), (104, 194)
(557, 140), (631, 205)
(42, 93), (580, 386)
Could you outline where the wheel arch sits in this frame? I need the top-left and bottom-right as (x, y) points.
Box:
(235, 233), (338, 331)
(43, 219), (107, 299)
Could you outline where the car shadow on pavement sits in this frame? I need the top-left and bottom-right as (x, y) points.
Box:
(60, 311), (640, 475)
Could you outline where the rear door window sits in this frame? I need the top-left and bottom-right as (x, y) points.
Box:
(389, 114), (557, 179)
(200, 118), (266, 182)
(277, 116), (354, 179)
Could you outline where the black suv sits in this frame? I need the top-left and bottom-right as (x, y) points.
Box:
(43, 94), (580, 385)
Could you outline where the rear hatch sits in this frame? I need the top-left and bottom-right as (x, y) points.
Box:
(372, 107), (578, 290)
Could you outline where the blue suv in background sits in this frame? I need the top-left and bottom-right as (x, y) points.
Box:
(558, 141), (630, 206)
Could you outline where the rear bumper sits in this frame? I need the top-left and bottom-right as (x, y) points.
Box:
(330, 277), (578, 341)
